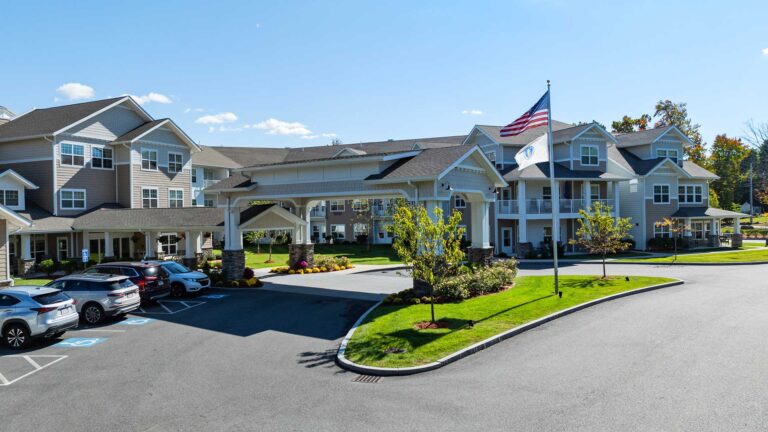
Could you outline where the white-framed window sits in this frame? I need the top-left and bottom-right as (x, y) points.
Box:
(91, 147), (113, 169)
(656, 148), (679, 163)
(353, 223), (368, 238)
(352, 199), (369, 212)
(159, 234), (178, 255)
(168, 189), (184, 208)
(590, 184), (600, 200)
(142, 187), (158, 208)
(31, 234), (47, 262)
(168, 152), (183, 173)
(191, 169), (198, 183)
(0, 189), (19, 207)
(141, 149), (158, 171)
(203, 194), (216, 208)
(330, 200), (345, 213)
(331, 224), (345, 240)
(678, 184), (703, 204)
(454, 195), (466, 208)
(61, 143), (85, 166)
(60, 189), (86, 210)
(580, 144), (599, 166)
(653, 184), (670, 204)
(543, 186), (552, 200)
(458, 224), (468, 240)
(654, 224), (671, 238)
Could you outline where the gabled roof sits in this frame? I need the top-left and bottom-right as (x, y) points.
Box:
(615, 125), (694, 148)
(0, 205), (32, 229)
(502, 162), (627, 181)
(552, 122), (618, 145)
(672, 207), (747, 219)
(0, 169), (39, 189)
(471, 121), (573, 146)
(15, 203), (74, 234)
(609, 147), (717, 179)
(203, 173), (257, 192)
(192, 146), (242, 169)
(0, 97), (127, 142)
(112, 118), (201, 152)
(682, 161), (719, 179)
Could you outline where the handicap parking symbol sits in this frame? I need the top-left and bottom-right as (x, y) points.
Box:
(55, 338), (106, 348)
(118, 318), (154, 326)
(199, 294), (228, 299)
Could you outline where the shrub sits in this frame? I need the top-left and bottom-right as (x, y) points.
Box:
(243, 267), (255, 279)
(433, 275), (471, 301)
(336, 256), (351, 267)
(295, 260), (309, 270)
(621, 238), (637, 251)
(39, 259), (56, 276)
(60, 260), (76, 275)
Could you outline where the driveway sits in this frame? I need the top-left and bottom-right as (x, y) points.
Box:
(1, 262), (767, 431)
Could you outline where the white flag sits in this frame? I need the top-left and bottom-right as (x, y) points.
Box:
(514, 133), (549, 170)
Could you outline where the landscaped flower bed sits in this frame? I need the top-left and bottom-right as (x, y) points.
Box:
(269, 256), (354, 274)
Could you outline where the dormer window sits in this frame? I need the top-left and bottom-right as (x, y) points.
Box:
(0, 190), (19, 207)
(61, 143), (85, 166)
(580, 145), (599, 166)
(656, 149), (679, 163)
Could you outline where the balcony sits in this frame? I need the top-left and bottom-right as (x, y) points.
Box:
(497, 200), (519, 215)
(203, 179), (221, 188)
(373, 207), (393, 217)
(310, 207), (326, 218)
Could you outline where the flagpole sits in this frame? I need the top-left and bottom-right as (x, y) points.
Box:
(546, 80), (559, 296)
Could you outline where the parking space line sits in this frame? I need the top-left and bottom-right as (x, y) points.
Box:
(159, 302), (174, 313)
(73, 328), (126, 333)
(0, 355), (68, 386)
(133, 300), (206, 315)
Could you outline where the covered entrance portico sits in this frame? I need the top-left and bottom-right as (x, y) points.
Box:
(208, 145), (507, 279)
(672, 207), (748, 249)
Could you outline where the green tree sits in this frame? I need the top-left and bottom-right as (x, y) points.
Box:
(710, 134), (750, 208)
(391, 202), (465, 323)
(655, 218), (688, 262)
(708, 188), (720, 209)
(611, 114), (651, 134)
(244, 230), (266, 253)
(653, 100), (708, 165)
(569, 202), (633, 278)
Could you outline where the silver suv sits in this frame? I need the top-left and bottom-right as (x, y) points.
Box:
(1, 286), (79, 348)
(46, 274), (141, 325)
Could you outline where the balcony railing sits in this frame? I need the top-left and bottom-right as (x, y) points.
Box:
(203, 179), (221, 188)
(498, 198), (616, 215)
(497, 200), (519, 215)
(310, 207), (326, 218)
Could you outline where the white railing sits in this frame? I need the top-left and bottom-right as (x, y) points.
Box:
(497, 200), (519, 215)
(203, 179), (220, 188)
(559, 199), (586, 213)
(310, 207), (326, 218)
(526, 199), (553, 214)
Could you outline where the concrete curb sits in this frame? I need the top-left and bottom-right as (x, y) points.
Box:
(336, 279), (685, 376)
(609, 261), (768, 266)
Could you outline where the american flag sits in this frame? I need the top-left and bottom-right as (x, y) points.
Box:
(499, 91), (550, 137)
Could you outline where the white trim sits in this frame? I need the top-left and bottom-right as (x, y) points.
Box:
(90, 144), (114, 171)
(238, 205), (308, 230)
(59, 188), (87, 210)
(141, 186), (159, 208)
(59, 142), (86, 167)
(0, 169), (39, 189)
(677, 183), (704, 204)
(53, 97), (151, 136)
(645, 158), (691, 178)
(435, 145), (507, 186)
(140, 148), (159, 171)
(0, 156), (54, 164)
(168, 187), (184, 208)
(579, 144), (600, 166)
(651, 126), (695, 147)
(0, 205), (32, 228)
(652, 183), (671, 204)
(567, 123), (619, 145)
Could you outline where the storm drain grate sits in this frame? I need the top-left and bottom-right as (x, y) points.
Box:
(353, 374), (382, 383)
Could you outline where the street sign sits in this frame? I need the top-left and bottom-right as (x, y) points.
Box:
(81, 248), (89, 263)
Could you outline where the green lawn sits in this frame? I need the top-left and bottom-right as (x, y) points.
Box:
(13, 277), (56, 286)
(619, 248), (768, 263)
(345, 275), (676, 368)
(214, 244), (402, 269)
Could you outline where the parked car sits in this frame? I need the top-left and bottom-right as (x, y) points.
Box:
(46, 274), (142, 325)
(82, 262), (171, 303)
(0, 286), (79, 348)
(146, 261), (210, 297)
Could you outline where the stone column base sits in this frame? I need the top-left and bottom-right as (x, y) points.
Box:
(468, 247), (493, 266)
(289, 244), (315, 267)
(706, 234), (720, 248)
(182, 257), (198, 270)
(731, 234), (743, 249)
(17, 259), (35, 277)
(222, 250), (245, 280)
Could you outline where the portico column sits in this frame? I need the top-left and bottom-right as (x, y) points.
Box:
(517, 182), (528, 258)
(288, 205), (314, 267)
(144, 232), (157, 259)
(732, 217), (743, 248)
(683, 217), (692, 238)
(468, 200), (492, 266)
(18, 234), (34, 276)
(182, 231), (198, 269)
(584, 181), (592, 211)
(103, 232), (114, 259)
(222, 204), (245, 280)
(613, 181), (621, 218)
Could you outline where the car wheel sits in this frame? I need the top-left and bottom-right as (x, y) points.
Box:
(4, 324), (30, 349)
(171, 283), (186, 298)
(82, 303), (104, 325)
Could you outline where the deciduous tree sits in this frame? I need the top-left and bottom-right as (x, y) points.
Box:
(710, 134), (750, 208)
(569, 202), (633, 278)
(653, 100), (707, 165)
(611, 114), (651, 134)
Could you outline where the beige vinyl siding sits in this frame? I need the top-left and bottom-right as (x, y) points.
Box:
(131, 164), (191, 208)
(54, 142), (116, 215)
(3, 161), (55, 213)
(116, 165), (132, 207)
(66, 105), (146, 141)
(0, 137), (53, 161)
(0, 220), (7, 280)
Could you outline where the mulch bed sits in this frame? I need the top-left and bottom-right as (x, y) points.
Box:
(414, 320), (452, 330)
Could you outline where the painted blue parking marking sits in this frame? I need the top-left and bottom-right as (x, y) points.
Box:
(55, 338), (106, 348)
(199, 294), (228, 299)
(117, 318), (155, 326)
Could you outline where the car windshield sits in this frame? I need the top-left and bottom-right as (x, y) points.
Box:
(162, 262), (190, 274)
(33, 291), (71, 305)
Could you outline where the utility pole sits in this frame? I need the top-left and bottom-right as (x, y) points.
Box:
(750, 162), (754, 225)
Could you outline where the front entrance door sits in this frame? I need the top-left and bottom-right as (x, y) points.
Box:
(57, 237), (69, 261)
(501, 227), (514, 255)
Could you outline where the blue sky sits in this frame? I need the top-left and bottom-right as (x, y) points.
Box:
(2, 0), (766, 149)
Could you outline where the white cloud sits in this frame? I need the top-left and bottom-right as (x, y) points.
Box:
(322, 133), (337, 138)
(56, 83), (95, 100)
(762, 47), (768, 56)
(250, 118), (312, 136)
(196, 112), (239, 125)
(462, 109), (483, 116)
(128, 92), (173, 105)
(184, 107), (205, 113)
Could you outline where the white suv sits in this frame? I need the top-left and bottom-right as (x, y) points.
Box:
(150, 261), (210, 297)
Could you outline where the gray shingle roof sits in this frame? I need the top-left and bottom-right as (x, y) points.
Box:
(475, 121), (574, 145)
(191, 146), (241, 169)
(16, 204), (75, 234)
(203, 173), (256, 192)
(206, 146), (292, 168)
(112, 119), (168, 143)
(672, 207), (747, 218)
(502, 162), (626, 181)
(71, 205), (275, 231)
(364, 145), (473, 181)
(615, 126), (676, 148)
(608, 147), (717, 179)
(0, 97), (125, 142)
(682, 161), (718, 179)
